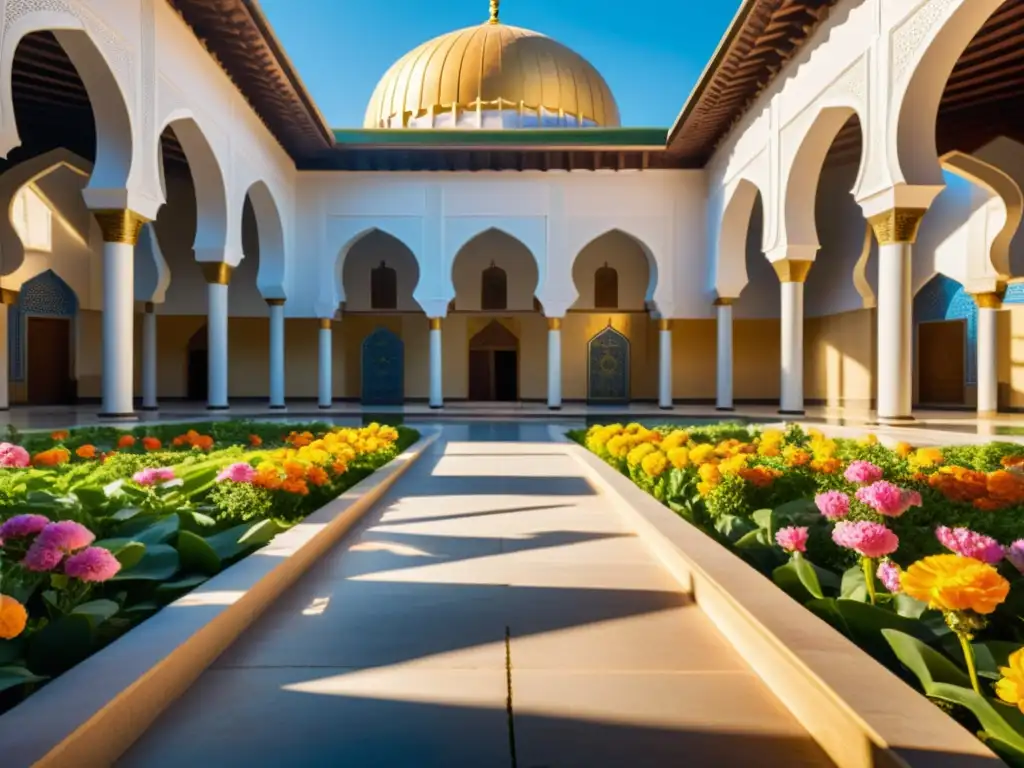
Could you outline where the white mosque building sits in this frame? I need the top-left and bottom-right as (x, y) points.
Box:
(0, 0), (1021, 422)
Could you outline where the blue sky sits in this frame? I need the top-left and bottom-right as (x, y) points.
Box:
(258, 0), (738, 128)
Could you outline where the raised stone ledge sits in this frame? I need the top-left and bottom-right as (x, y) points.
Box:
(556, 428), (1001, 768)
(0, 428), (441, 768)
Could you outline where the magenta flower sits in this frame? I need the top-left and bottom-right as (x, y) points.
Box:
(877, 560), (902, 593)
(0, 442), (30, 468)
(1007, 540), (1024, 574)
(815, 490), (850, 520)
(35, 520), (95, 553)
(132, 467), (176, 486)
(855, 481), (921, 518)
(64, 547), (122, 582)
(935, 526), (1004, 565)
(844, 461), (883, 485)
(23, 542), (63, 571)
(775, 526), (808, 553)
(832, 520), (899, 558)
(216, 462), (257, 483)
(0, 513), (50, 539)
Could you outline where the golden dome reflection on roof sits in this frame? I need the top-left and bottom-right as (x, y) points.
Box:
(363, 1), (620, 129)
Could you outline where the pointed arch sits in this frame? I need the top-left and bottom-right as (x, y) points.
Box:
(246, 180), (287, 300)
(571, 229), (652, 310)
(715, 178), (763, 298)
(9, 269), (78, 384)
(341, 228), (420, 312)
(451, 228), (539, 311)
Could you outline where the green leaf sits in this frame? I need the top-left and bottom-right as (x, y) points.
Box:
(111, 541), (146, 571)
(110, 506), (143, 522)
(238, 518), (287, 548)
(734, 527), (772, 549)
(772, 553), (835, 602)
(206, 522), (262, 562)
(930, 682), (1024, 756)
(176, 530), (222, 576)
(71, 599), (119, 626)
(134, 514), (179, 545)
(112, 543), (180, 581)
(986, 737), (1024, 768)
(155, 574), (209, 601)
(893, 593), (929, 620)
(73, 485), (108, 510)
(791, 552), (825, 598)
(0, 638), (26, 665)
(809, 599), (937, 668)
(0, 666), (47, 693)
(178, 464), (221, 498)
(974, 642), (1024, 680)
(713, 513), (757, 544)
(27, 613), (95, 676)
(176, 509), (216, 534)
(881, 629), (971, 688)
(751, 508), (774, 531)
(840, 566), (869, 602)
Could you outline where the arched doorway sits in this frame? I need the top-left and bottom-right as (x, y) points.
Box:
(469, 320), (518, 401)
(11, 270), (76, 405)
(361, 327), (404, 405)
(187, 325), (208, 403)
(914, 274), (972, 407)
(588, 326), (630, 404)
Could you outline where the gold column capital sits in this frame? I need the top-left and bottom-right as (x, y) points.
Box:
(201, 262), (234, 285)
(0, 288), (19, 305)
(713, 297), (734, 307)
(867, 207), (928, 245)
(771, 259), (813, 283)
(973, 291), (1005, 310)
(657, 318), (672, 332)
(429, 317), (442, 331)
(93, 209), (148, 245)
(547, 317), (562, 331)
(319, 318), (333, 330)
(265, 298), (286, 307)
(144, 301), (155, 313)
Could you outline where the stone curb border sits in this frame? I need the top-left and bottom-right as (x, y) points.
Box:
(0, 428), (442, 768)
(552, 426), (1002, 768)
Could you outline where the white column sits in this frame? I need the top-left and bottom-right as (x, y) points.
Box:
(141, 303), (158, 410)
(94, 210), (144, 418)
(0, 295), (11, 410)
(658, 318), (673, 409)
(203, 263), (231, 410)
(267, 299), (286, 409)
(869, 209), (926, 422)
(715, 300), (734, 411)
(774, 259), (811, 415)
(318, 318), (333, 409)
(975, 292), (1002, 417)
(547, 317), (562, 409)
(429, 317), (443, 408)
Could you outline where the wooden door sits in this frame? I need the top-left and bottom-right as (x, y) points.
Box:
(469, 349), (492, 400)
(918, 320), (965, 405)
(494, 350), (518, 401)
(27, 317), (72, 405)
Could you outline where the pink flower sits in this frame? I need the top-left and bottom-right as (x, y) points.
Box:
(815, 490), (850, 520)
(775, 526), (808, 553)
(844, 460), (883, 485)
(935, 526), (1004, 565)
(23, 542), (63, 571)
(1006, 540), (1024, 574)
(35, 520), (95, 553)
(132, 467), (176, 486)
(877, 560), (902, 593)
(64, 547), (121, 582)
(0, 442), (30, 468)
(0, 513), (50, 539)
(832, 520), (899, 558)
(855, 481), (921, 517)
(216, 462), (256, 483)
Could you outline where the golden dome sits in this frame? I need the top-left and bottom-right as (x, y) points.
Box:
(363, 4), (619, 129)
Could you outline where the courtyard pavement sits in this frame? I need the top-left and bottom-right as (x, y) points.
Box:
(118, 423), (832, 767)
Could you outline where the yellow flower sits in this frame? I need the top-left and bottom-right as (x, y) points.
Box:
(719, 454), (750, 475)
(784, 446), (811, 467)
(641, 451), (668, 478)
(996, 648), (1024, 714)
(858, 433), (878, 447)
(901, 555), (1010, 615)
(666, 447), (690, 470)
(909, 447), (944, 470)
(697, 463), (721, 496)
(688, 444), (718, 466)
(660, 430), (689, 452)
(895, 441), (913, 458)
(0, 594), (27, 640)
(627, 442), (656, 468)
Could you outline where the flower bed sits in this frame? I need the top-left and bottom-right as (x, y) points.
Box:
(0, 420), (418, 714)
(574, 422), (1024, 765)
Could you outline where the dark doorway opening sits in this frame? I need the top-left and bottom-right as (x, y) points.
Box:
(468, 321), (519, 401)
(27, 317), (72, 404)
(187, 325), (208, 402)
(917, 320), (966, 406)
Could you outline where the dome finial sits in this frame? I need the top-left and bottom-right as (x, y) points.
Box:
(488, 0), (500, 24)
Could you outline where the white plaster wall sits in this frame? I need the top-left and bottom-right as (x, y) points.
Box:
(570, 230), (650, 311)
(295, 170), (707, 321)
(451, 229), (539, 312)
(974, 137), (1024, 277)
(341, 230), (420, 313)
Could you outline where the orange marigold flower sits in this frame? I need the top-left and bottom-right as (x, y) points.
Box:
(901, 555), (1009, 615)
(141, 436), (162, 451)
(253, 469), (281, 490)
(193, 435), (214, 451)
(281, 478), (309, 496)
(1001, 455), (1024, 469)
(988, 470), (1024, 504)
(739, 466), (781, 488)
(331, 460), (348, 475)
(974, 497), (1009, 512)
(811, 458), (842, 475)
(249, 434), (263, 447)
(306, 466), (329, 486)
(50, 430), (68, 441)
(75, 444), (97, 459)
(895, 441), (913, 458)
(171, 435), (187, 447)
(783, 446), (811, 467)
(32, 447), (70, 467)
(0, 594), (28, 640)
(117, 435), (136, 448)
(283, 460), (306, 480)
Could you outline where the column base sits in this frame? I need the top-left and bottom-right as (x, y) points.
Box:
(875, 414), (916, 424)
(98, 412), (138, 421)
(268, 404), (287, 410)
(429, 404), (444, 410)
(659, 405), (674, 411)
(318, 404), (333, 410)
(139, 406), (159, 412)
(206, 405), (230, 411)
(978, 410), (999, 419)
(715, 406), (735, 412)
(778, 409), (805, 416)
(548, 405), (562, 411)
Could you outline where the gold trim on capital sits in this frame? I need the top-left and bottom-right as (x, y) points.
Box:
(429, 317), (442, 331)
(93, 209), (148, 245)
(868, 208), (928, 245)
(265, 298), (286, 307)
(144, 301), (155, 314)
(201, 263), (234, 285)
(973, 292), (1004, 310)
(319, 318), (333, 330)
(772, 259), (813, 283)
(547, 317), (562, 331)
(657, 319), (672, 332)
(713, 297), (735, 306)
(0, 288), (19, 305)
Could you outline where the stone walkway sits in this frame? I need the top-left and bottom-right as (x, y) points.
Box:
(120, 423), (831, 767)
